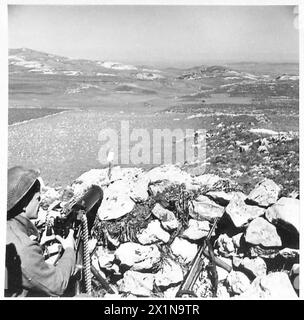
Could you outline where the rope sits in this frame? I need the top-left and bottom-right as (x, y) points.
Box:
(81, 214), (92, 295)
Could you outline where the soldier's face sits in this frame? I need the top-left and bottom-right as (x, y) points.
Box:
(25, 192), (41, 220)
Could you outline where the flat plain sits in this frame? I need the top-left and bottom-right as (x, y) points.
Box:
(8, 49), (299, 195)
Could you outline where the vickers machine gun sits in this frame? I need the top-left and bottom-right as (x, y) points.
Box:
(43, 185), (103, 296)
(176, 217), (232, 298)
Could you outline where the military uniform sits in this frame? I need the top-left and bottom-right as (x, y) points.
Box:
(6, 214), (76, 297)
(5, 166), (76, 297)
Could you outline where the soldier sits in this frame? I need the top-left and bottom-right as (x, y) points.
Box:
(5, 166), (76, 297)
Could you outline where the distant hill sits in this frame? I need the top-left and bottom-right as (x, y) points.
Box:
(8, 48), (299, 109)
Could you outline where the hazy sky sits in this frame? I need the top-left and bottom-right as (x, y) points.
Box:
(8, 5), (299, 67)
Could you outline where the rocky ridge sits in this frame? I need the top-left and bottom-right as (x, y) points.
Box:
(37, 164), (300, 298)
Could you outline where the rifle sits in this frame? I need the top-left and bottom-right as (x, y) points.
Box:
(176, 217), (232, 298)
(44, 185), (105, 296)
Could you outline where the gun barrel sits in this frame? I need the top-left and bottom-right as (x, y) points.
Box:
(176, 246), (205, 297)
(176, 217), (224, 297)
(71, 185), (103, 213)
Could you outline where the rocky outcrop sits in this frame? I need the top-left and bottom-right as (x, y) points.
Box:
(118, 271), (155, 296)
(226, 193), (265, 228)
(265, 197), (300, 234)
(206, 191), (240, 206)
(240, 272), (298, 299)
(136, 220), (170, 244)
(240, 257), (267, 278)
(98, 190), (135, 220)
(115, 242), (161, 271)
(216, 234), (235, 256)
(245, 217), (282, 247)
(226, 271), (251, 295)
(37, 163), (299, 299)
(170, 238), (198, 264)
(181, 219), (210, 240)
(154, 259), (184, 288)
(246, 179), (281, 207)
(152, 203), (179, 231)
(190, 195), (225, 221)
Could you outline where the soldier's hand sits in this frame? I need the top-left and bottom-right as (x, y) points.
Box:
(55, 229), (75, 250)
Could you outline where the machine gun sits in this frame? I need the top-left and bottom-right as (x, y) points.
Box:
(44, 185), (103, 296)
(176, 217), (232, 298)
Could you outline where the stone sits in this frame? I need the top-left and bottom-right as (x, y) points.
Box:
(74, 168), (108, 185)
(239, 272), (298, 299)
(245, 217), (282, 247)
(163, 286), (180, 298)
(232, 256), (243, 269)
(98, 192), (134, 220)
(108, 264), (121, 276)
(72, 168), (109, 196)
(95, 246), (115, 269)
(265, 197), (300, 234)
(154, 259), (184, 288)
(118, 271), (155, 297)
(145, 165), (194, 188)
(290, 264), (299, 292)
(136, 220), (170, 244)
(216, 234), (235, 255)
(232, 233), (243, 248)
(98, 180), (135, 220)
(129, 177), (149, 201)
(181, 219), (210, 240)
(170, 238), (198, 264)
(206, 191), (243, 206)
(190, 195), (225, 221)
(226, 271), (251, 295)
(278, 248), (299, 259)
(226, 193), (265, 228)
(81, 167), (148, 220)
(115, 242), (161, 272)
(217, 283), (230, 298)
(148, 179), (174, 197)
(217, 257), (232, 282)
(241, 257), (267, 278)
(111, 167), (149, 201)
(247, 178), (281, 207)
(110, 166), (145, 183)
(152, 203), (179, 231)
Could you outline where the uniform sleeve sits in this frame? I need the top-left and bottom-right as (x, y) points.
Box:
(20, 241), (76, 296)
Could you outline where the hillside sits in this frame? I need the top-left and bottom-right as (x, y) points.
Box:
(9, 48), (299, 110)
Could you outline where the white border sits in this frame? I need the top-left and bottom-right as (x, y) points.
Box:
(0, 0), (302, 301)
(0, 1), (8, 301)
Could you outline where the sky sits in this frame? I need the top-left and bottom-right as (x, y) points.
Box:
(8, 5), (299, 67)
